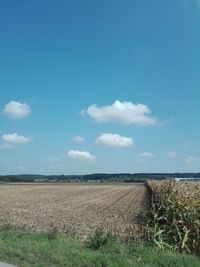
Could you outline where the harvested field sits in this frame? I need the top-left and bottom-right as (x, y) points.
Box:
(0, 183), (149, 239)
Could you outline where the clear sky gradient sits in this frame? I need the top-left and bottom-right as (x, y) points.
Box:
(0, 0), (199, 174)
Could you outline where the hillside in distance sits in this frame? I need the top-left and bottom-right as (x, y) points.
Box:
(0, 172), (200, 183)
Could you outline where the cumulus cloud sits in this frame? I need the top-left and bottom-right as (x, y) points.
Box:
(184, 156), (200, 164)
(95, 133), (133, 147)
(0, 133), (32, 149)
(168, 151), (176, 158)
(72, 136), (85, 142)
(82, 100), (158, 126)
(0, 143), (13, 149)
(3, 100), (31, 119)
(140, 152), (155, 157)
(2, 133), (32, 144)
(68, 150), (96, 160)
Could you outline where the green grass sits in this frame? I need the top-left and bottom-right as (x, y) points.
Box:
(0, 228), (199, 267)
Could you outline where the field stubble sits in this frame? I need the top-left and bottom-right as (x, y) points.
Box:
(0, 183), (149, 239)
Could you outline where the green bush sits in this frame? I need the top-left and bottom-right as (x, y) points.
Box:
(85, 229), (112, 250)
(46, 228), (58, 240)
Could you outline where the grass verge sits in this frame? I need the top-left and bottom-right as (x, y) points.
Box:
(0, 227), (199, 267)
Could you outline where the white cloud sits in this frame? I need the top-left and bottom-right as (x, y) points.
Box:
(3, 100), (31, 119)
(0, 143), (13, 149)
(140, 152), (155, 157)
(82, 100), (158, 126)
(95, 133), (133, 147)
(72, 136), (85, 142)
(68, 150), (96, 161)
(1, 133), (32, 148)
(0, 133), (32, 149)
(184, 156), (200, 164)
(168, 151), (176, 158)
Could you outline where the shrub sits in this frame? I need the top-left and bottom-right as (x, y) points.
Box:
(46, 228), (58, 240)
(85, 228), (112, 250)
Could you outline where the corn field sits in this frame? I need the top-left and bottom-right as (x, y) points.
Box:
(147, 180), (200, 256)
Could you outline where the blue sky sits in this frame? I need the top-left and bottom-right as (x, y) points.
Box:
(0, 0), (199, 174)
